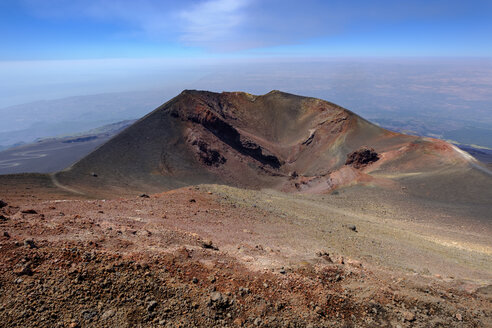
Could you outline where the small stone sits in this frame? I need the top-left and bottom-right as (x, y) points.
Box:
(82, 310), (97, 321)
(69, 322), (80, 328)
(24, 239), (37, 249)
(403, 311), (416, 322)
(455, 313), (462, 321)
(3, 231), (10, 238)
(239, 287), (250, 295)
(347, 225), (357, 232)
(189, 199), (196, 203)
(0, 215), (8, 221)
(21, 209), (37, 214)
(279, 269), (286, 274)
(0, 200), (7, 208)
(201, 240), (218, 250)
(192, 277), (198, 283)
(147, 301), (158, 312)
(101, 309), (115, 320)
(140, 194), (150, 198)
(14, 263), (33, 276)
(210, 292), (223, 303)
(233, 318), (245, 326)
(254, 318), (262, 326)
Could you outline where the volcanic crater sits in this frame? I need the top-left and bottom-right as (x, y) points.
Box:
(53, 90), (485, 198)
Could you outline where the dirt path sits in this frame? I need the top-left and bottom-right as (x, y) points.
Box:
(50, 172), (86, 196)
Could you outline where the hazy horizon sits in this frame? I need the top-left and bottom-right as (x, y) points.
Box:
(1, 57), (492, 149)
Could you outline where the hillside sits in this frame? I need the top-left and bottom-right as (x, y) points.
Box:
(0, 120), (135, 175)
(55, 90), (490, 204)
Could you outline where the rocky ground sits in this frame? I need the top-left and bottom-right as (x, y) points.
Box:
(0, 178), (491, 327)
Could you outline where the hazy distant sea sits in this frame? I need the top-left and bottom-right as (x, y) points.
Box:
(1, 58), (491, 149)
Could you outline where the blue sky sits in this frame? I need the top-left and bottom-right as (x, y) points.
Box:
(0, 0), (492, 111)
(1, 0), (491, 60)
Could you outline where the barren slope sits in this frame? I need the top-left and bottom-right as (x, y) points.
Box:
(0, 183), (491, 327)
(54, 90), (488, 200)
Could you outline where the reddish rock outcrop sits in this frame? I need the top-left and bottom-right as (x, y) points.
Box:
(345, 147), (380, 169)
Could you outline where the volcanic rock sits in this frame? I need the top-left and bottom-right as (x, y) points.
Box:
(209, 292), (223, 303)
(147, 301), (158, 312)
(24, 239), (37, 249)
(402, 311), (416, 322)
(13, 263), (33, 276)
(188, 136), (226, 166)
(347, 225), (357, 232)
(21, 209), (37, 214)
(345, 146), (379, 169)
(201, 240), (218, 250)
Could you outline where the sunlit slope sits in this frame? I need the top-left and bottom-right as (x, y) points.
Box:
(55, 90), (490, 201)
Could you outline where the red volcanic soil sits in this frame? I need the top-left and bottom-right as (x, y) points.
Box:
(1, 183), (491, 328)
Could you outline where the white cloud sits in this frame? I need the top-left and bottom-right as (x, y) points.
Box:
(22, 0), (485, 53)
(179, 0), (251, 48)
(21, 0), (179, 38)
(21, 0), (252, 47)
